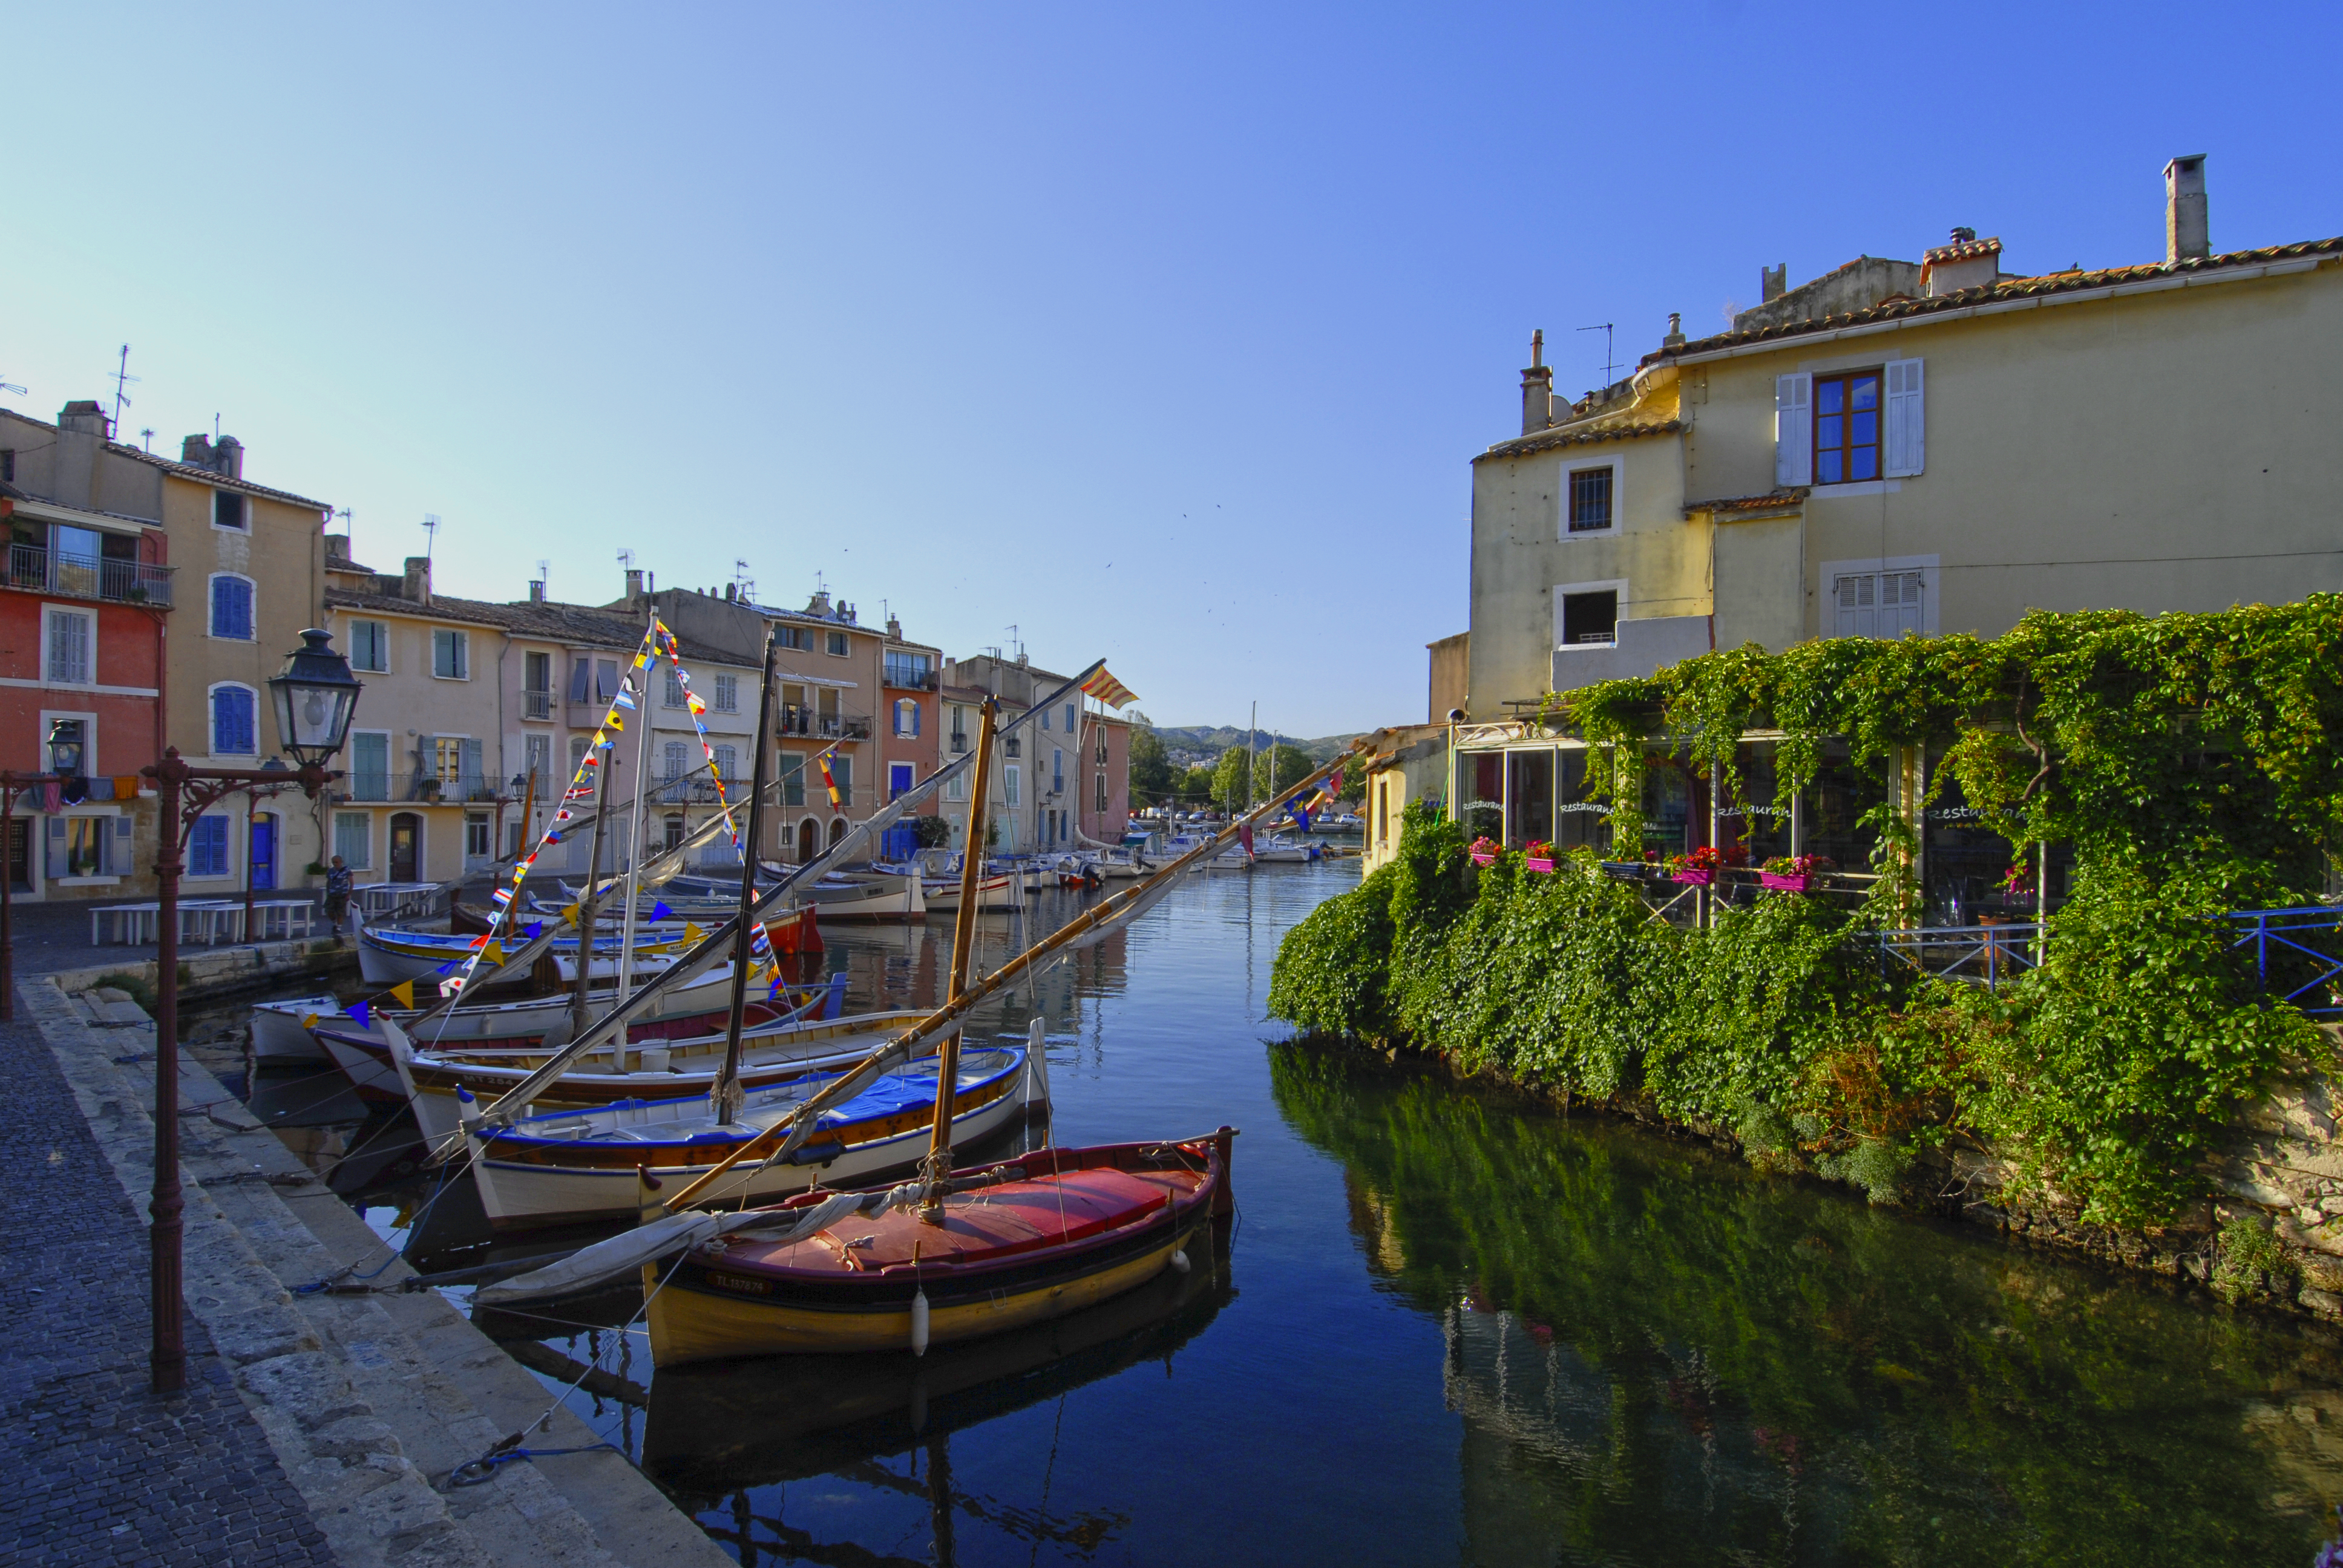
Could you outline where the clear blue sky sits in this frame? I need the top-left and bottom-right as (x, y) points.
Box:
(5, 5), (2336, 736)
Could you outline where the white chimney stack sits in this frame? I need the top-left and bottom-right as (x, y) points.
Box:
(2164, 154), (2209, 264)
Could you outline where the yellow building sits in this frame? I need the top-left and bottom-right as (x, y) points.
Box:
(1462, 155), (2343, 719)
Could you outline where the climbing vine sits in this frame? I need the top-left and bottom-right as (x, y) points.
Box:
(1271, 599), (2343, 1227)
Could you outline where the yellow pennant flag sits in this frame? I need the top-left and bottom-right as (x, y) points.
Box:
(388, 980), (415, 1009)
(481, 942), (504, 966)
(683, 921), (706, 944)
(562, 903), (583, 927)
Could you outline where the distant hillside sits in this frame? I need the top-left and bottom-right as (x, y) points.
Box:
(1153, 725), (1365, 763)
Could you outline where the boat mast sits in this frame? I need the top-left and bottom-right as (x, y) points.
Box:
(712, 630), (783, 1125)
(921, 695), (998, 1219)
(569, 724), (620, 1044)
(613, 615), (657, 1055)
(1246, 699), (1256, 818)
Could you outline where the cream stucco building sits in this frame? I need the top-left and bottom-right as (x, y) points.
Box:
(1462, 156), (2343, 719)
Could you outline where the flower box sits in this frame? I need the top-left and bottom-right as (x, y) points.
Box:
(1470, 851), (1497, 867)
(1671, 869), (1713, 886)
(1526, 856), (1556, 874)
(1760, 872), (1810, 892)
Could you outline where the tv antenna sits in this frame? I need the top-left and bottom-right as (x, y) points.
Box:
(422, 514), (441, 564)
(1576, 322), (1619, 390)
(617, 548), (635, 572)
(733, 558), (755, 600)
(1006, 622), (1023, 661)
(332, 506), (353, 553)
(535, 558), (551, 594)
(0, 373), (26, 398)
(139, 427), (155, 452)
(108, 345), (139, 434)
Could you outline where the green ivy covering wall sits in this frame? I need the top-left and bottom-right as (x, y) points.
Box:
(1270, 599), (2343, 1227)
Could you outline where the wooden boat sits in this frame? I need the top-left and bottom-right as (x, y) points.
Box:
(356, 924), (698, 987)
(331, 1003), (916, 1142)
(791, 871), (925, 921)
(644, 1132), (1232, 1367)
(637, 1230), (1229, 1493)
(250, 994), (348, 1064)
(1251, 835), (1323, 864)
(464, 1044), (1036, 1230)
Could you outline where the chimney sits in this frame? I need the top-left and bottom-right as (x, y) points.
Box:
(324, 533), (350, 565)
(58, 400), (108, 438)
(2164, 154), (2209, 264)
(402, 555), (431, 606)
(886, 614), (902, 639)
(807, 588), (831, 616)
(725, 583), (737, 602)
(1920, 229), (2004, 297)
(214, 435), (244, 478)
(1662, 312), (1685, 350)
(624, 567), (643, 601)
(1761, 264), (1788, 303)
(181, 434), (215, 470)
(528, 578), (547, 603)
(1520, 328), (1553, 436)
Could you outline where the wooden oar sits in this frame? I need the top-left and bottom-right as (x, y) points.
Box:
(656, 736), (1371, 1212)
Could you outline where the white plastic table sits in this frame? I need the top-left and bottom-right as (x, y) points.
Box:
(251, 900), (318, 941)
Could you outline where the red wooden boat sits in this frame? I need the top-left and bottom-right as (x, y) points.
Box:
(645, 1131), (1234, 1367)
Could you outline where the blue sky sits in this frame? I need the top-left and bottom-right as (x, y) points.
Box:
(5, 4), (2336, 736)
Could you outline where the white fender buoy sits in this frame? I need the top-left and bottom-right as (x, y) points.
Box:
(1170, 1249), (1191, 1275)
(910, 1287), (930, 1357)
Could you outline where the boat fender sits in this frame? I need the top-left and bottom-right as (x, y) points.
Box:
(1170, 1249), (1191, 1276)
(910, 1287), (930, 1357)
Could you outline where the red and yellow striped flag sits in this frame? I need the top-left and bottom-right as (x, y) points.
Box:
(1080, 666), (1138, 708)
(818, 752), (842, 809)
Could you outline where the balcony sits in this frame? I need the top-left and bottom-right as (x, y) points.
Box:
(523, 688), (555, 720)
(8, 544), (175, 607)
(779, 706), (871, 741)
(883, 664), (939, 691)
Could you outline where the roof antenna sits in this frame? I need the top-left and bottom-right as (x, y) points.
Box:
(0, 373), (28, 398)
(422, 514), (441, 565)
(332, 506), (353, 554)
(213, 413), (220, 442)
(108, 345), (139, 436)
(733, 558), (755, 601)
(139, 427), (155, 453)
(536, 558), (551, 595)
(1576, 322), (1618, 391)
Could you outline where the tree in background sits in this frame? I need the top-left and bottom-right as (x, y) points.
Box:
(1340, 752), (1367, 802)
(1213, 743), (1314, 809)
(1210, 747), (1250, 809)
(1178, 764), (1215, 805)
(1127, 722), (1174, 806)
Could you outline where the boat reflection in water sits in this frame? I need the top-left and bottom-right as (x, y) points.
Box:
(641, 1220), (1232, 1563)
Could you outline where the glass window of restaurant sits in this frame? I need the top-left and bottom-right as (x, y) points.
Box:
(1719, 740), (1795, 867)
(1550, 747), (1607, 852)
(1639, 752), (1702, 860)
(1460, 751), (1503, 841)
(1505, 750), (1552, 848)
(1799, 739), (1883, 874)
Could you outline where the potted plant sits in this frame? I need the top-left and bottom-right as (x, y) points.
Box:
(1468, 835), (1499, 867)
(1524, 840), (1556, 873)
(1760, 854), (1833, 892)
(1665, 844), (1723, 885)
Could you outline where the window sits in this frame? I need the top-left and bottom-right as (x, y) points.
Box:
(949, 705), (968, 754)
(1833, 570), (1925, 638)
(1814, 371), (1881, 485)
(350, 732), (390, 800)
(664, 669), (685, 708)
(189, 813), (231, 877)
(779, 751), (805, 808)
(596, 660), (618, 700)
(713, 674), (738, 713)
(1567, 466), (1614, 532)
(1561, 590), (1618, 647)
(1096, 727), (1109, 763)
(523, 733), (551, 792)
(830, 754), (852, 808)
(210, 575), (254, 640)
(522, 650), (551, 716)
(825, 630), (849, 657)
(465, 812), (491, 860)
(570, 736), (589, 775)
(1052, 747), (1064, 794)
(885, 651), (932, 687)
(1004, 763), (1021, 808)
(663, 740), (688, 789)
(1064, 703), (1076, 733)
(0, 451), (12, 483)
(569, 658), (592, 702)
(1095, 771), (1107, 812)
(45, 608), (91, 685)
(893, 698), (920, 737)
(1040, 706), (1050, 731)
(350, 619), (389, 672)
(53, 525), (101, 594)
(333, 811), (371, 869)
(212, 491), (246, 530)
(211, 685), (258, 754)
(946, 767), (968, 801)
(890, 762), (914, 801)
(432, 628), (469, 679)
(713, 743), (736, 783)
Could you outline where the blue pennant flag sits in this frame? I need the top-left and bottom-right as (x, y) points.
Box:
(347, 1001), (370, 1030)
(650, 900), (674, 922)
(436, 960), (462, 975)
(523, 921), (544, 939)
(1288, 800), (1314, 833)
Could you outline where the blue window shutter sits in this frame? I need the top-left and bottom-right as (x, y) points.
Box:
(213, 688), (256, 754)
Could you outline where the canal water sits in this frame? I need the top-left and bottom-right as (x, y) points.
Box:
(237, 858), (2343, 1564)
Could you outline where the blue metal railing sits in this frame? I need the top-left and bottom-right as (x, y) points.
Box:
(1873, 923), (2046, 990)
(2218, 905), (2343, 1018)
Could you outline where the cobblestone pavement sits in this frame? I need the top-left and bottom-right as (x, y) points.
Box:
(0, 1018), (336, 1567)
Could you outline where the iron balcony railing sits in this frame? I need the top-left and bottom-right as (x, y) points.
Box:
(775, 708), (871, 740)
(8, 544), (176, 607)
(883, 665), (939, 691)
(522, 688), (555, 720)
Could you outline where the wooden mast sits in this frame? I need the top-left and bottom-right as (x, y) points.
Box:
(920, 696), (998, 1218)
(568, 729), (619, 1043)
(711, 630), (782, 1125)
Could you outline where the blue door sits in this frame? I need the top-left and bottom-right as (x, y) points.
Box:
(250, 814), (277, 891)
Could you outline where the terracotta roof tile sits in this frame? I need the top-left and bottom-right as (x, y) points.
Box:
(1480, 419), (1683, 462)
(1684, 489), (1809, 518)
(323, 587), (752, 668)
(1645, 237), (2343, 365)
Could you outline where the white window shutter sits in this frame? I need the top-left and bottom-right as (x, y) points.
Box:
(1775, 373), (1812, 487)
(1884, 359), (1925, 477)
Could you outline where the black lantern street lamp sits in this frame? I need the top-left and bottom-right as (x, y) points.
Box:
(45, 717), (85, 780)
(143, 629), (360, 1392)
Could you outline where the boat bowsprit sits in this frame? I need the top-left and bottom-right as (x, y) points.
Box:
(641, 1131), (1233, 1366)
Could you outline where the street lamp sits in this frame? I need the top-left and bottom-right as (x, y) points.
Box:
(144, 629), (360, 1392)
(46, 717), (85, 779)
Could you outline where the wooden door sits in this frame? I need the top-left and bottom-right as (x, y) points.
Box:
(389, 813), (421, 882)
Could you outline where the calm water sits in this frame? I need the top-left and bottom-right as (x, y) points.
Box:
(243, 859), (2343, 1564)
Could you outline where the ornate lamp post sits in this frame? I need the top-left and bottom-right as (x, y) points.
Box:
(144, 629), (360, 1393)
